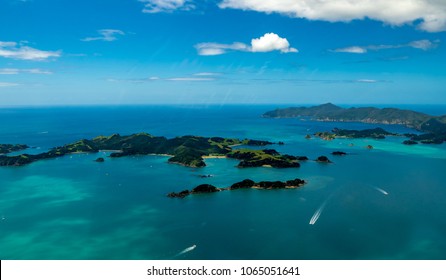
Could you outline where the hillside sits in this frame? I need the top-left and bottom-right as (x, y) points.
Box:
(263, 103), (446, 144)
(0, 133), (302, 168)
(263, 103), (444, 132)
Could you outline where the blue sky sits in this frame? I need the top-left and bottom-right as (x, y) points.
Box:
(0, 0), (445, 105)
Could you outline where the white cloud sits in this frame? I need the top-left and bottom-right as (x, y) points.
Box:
(356, 79), (378, 83)
(195, 33), (297, 55)
(0, 82), (19, 87)
(81, 29), (125, 42)
(333, 39), (438, 53)
(251, 33), (298, 53)
(193, 72), (221, 76)
(138, 0), (194, 13)
(195, 42), (249, 55)
(0, 41), (61, 61)
(0, 42), (17, 47)
(0, 68), (52, 75)
(218, 0), (446, 32)
(108, 75), (214, 82)
(166, 77), (215, 81)
(333, 46), (367, 54)
(408, 39), (437, 50)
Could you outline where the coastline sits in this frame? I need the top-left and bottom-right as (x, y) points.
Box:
(202, 155), (226, 159)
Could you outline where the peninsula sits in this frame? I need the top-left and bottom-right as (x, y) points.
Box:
(263, 103), (446, 144)
(0, 133), (302, 168)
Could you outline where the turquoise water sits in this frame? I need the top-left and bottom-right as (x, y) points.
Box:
(0, 105), (446, 259)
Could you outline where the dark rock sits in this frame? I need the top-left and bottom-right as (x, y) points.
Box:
(257, 181), (286, 189)
(95, 157), (105, 162)
(316, 156), (332, 163)
(296, 156), (309, 161)
(280, 155), (298, 161)
(286, 178), (306, 186)
(331, 151), (347, 156)
(246, 139), (273, 146)
(402, 140), (418, 145)
(167, 190), (190, 198)
(229, 179), (255, 190)
(191, 184), (219, 193)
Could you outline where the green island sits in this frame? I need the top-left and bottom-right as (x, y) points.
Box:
(0, 144), (29, 154)
(263, 103), (446, 144)
(314, 127), (396, 141)
(0, 133), (305, 168)
(167, 178), (306, 198)
(227, 148), (306, 168)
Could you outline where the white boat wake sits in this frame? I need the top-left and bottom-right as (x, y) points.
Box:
(373, 187), (389, 195)
(309, 200), (328, 225)
(175, 244), (197, 257)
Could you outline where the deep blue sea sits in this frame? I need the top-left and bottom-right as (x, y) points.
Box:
(1, 105), (445, 260)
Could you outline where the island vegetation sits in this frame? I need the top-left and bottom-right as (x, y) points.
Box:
(0, 144), (28, 154)
(331, 151), (347, 156)
(263, 103), (446, 144)
(0, 133), (302, 168)
(316, 156), (332, 163)
(314, 127), (396, 141)
(227, 148), (303, 168)
(167, 178), (306, 198)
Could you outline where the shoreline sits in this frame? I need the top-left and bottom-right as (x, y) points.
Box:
(202, 155), (227, 159)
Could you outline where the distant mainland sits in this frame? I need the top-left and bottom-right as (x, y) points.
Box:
(263, 103), (446, 144)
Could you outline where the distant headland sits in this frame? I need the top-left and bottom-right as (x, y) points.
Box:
(263, 103), (446, 144)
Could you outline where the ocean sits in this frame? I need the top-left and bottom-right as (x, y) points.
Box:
(0, 105), (445, 260)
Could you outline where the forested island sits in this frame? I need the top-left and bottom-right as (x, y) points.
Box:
(167, 178), (306, 198)
(0, 133), (307, 168)
(0, 144), (29, 154)
(264, 103), (446, 144)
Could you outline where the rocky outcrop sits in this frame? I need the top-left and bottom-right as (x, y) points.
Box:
(316, 156), (332, 163)
(331, 151), (347, 156)
(402, 140), (418, 145)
